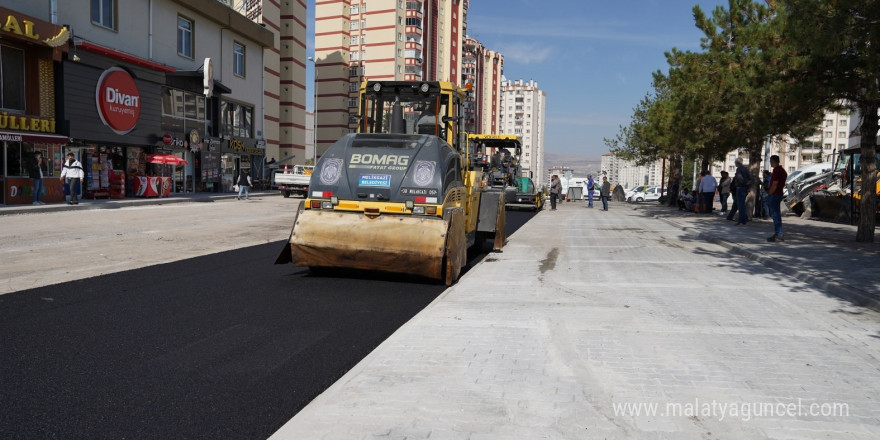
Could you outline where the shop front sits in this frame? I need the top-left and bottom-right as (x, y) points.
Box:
(0, 6), (70, 205)
(220, 138), (265, 192)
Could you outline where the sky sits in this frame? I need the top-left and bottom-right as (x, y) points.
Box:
(305, 0), (729, 158)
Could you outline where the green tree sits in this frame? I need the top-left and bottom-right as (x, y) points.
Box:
(780, 0), (879, 242)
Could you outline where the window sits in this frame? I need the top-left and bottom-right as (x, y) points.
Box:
(840, 119), (847, 126)
(177, 16), (194, 58)
(350, 5), (359, 14)
(233, 42), (245, 77)
(91, 0), (116, 29)
(348, 98), (358, 108)
(349, 66), (359, 76)
(350, 51), (359, 61)
(839, 131), (846, 138)
(824, 131), (832, 138)
(824, 143), (832, 149)
(0, 45), (25, 111)
(220, 100), (254, 138)
(350, 36), (358, 45)
(350, 21), (359, 30)
(349, 82), (358, 92)
(825, 119), (833, 127)
(161, 87), (206, 136)
(839, 143), (845, 150)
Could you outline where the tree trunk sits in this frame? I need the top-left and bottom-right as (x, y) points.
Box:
(747, 144), (764, 220)
(856, 101), (878, 243)
(667, 154), (682, 207)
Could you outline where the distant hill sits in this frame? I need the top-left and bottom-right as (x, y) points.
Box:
(544, 153), (602, 175)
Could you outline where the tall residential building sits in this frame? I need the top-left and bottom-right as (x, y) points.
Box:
(461, 36), (503, 134)
(314, 0), (467, 159)
(227, 0), (307, 166)
(500, 78), (546, 185)
(599, 153), (665, 189)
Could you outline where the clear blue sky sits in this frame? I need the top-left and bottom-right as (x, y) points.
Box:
(306, 0), (728, 158)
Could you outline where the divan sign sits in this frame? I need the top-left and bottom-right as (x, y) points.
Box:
(95, 67), (141, 135)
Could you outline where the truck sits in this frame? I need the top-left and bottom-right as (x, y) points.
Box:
(275, 164), (313, 198)
(275, 81), (507, 285)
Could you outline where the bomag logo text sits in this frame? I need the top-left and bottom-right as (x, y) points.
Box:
(350, 154), (410, 166)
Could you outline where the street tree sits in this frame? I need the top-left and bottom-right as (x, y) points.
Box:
(780, 0), (879, 242)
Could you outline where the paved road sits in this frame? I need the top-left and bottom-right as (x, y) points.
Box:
(0, 198), (536, 439)
(271, 201), (880, 439)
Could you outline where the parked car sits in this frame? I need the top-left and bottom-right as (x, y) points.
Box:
(629, 186), (662, 202)
(625, 185), (646, 202)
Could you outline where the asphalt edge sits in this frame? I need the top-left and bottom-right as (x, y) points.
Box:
(655, 215), (880, 313)
(0, 192), (280, 216)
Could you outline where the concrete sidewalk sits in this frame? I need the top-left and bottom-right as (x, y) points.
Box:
(270, 201), (880, 440)
(635, 203), (880, 312)
(0, 190), (279, 216)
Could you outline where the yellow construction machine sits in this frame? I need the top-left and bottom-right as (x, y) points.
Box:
(276, 81), (506, 285)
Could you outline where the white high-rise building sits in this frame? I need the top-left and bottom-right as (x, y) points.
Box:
(499, 78), (546, 185)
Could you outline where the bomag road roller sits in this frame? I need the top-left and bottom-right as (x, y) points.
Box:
(276, 81), (506, 285)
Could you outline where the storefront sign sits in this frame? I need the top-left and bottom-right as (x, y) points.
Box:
(188, 129), (201, 152)
(162, 133), (173, 145)
(203, 137), (221, 152)
(0, 113), (57, 133)
(96, 67), (141, 135)
(228, 138), (264, 155)
(0, 7), (69, 48)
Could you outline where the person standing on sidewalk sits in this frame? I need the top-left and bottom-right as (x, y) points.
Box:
(586, 174), (595, 208)
(599, 176), (611, 211)
(760, 169), (772, 219)
(28, 152), (47, 205)
(718, 171), (731, 215)
(698, 170), (717, 214)
(236, 169), (252, 200)
(766, 155), (788, 242)
(59, 153), (84, 205)
(732, 158), (752, 225)
(549, 175), (562, 210)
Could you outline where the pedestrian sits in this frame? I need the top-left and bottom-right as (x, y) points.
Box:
(59, 152), (85, 205)
(732, 157), (752, 225)
(28, 151), (48, 205)
(718, 171), (731, 214)
(693, 173), (703, 213)
(549, 174), (562, 210)
(599, 176), (611, 211)
(678, 189), (695, 211)
(236, 169), (252, 200)
(698, 170), (717, 214)
(586, 174), (595, 208)
(766, 155), (788, 242)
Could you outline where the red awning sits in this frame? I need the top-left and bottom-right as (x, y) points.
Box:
(0, 131), (68, 144)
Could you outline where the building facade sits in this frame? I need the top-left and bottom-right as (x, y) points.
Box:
(1, 0), (278, 204)
(313, 0), (468, 159)
(460, 36), (502, 135)
(499, 78), (545, 185)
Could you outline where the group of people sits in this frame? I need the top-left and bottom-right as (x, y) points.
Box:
(548, 174), (611, 211)
(27, 151), (86, 206)
(678, 155), (788, 242)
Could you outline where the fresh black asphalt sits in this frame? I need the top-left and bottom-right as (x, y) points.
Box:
(0, 210), (536, 439)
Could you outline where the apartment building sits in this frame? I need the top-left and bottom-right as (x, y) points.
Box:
(313, 0), (467, 159)
(599, 153), (665, 189)
(499, 78), (546, 185)
(461, 36), (503, 134)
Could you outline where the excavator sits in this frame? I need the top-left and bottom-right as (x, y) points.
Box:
(275, 81), (506, 285)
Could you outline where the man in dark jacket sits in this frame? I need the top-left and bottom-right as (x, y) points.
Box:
(600, 176), (611, 211)
(28, 152), (48, 205)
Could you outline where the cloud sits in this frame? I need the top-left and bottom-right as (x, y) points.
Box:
(497, 43), (554, 64)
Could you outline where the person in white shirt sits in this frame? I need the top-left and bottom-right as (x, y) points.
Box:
(59, 153), (85, 205)
(698, 170), (718, 214)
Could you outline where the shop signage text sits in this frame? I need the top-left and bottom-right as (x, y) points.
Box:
(228, 139), (264, 155)
(2, 14), (39, 40)
(0, 113), (56, 133)
(96, 67), (141, 135)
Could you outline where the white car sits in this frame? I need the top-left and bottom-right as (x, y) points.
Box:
(629, 186), (663, 202)
(625, 185), (646, 202)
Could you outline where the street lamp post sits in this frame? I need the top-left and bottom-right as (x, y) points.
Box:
(308, 56), (318, 165)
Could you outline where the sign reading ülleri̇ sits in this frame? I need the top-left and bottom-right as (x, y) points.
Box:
(95, 67), (141, 135)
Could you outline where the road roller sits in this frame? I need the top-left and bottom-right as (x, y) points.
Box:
(276, 81), (506, 285)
